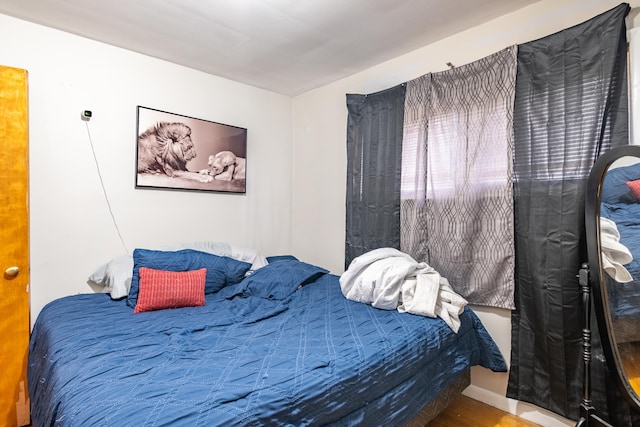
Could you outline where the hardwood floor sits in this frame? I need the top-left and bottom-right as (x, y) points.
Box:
(428, 395), (542, 427)
(619, 341), (640, 396)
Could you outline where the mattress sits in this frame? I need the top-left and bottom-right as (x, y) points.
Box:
(28, 261), (506, 426)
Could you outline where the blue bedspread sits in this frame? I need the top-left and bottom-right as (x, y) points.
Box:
(28, 264), (506, 426)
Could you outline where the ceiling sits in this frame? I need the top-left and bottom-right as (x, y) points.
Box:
(0, 0), (540, 96)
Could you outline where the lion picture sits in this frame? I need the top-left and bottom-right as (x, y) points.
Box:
(136, 107), (247, 193)
(137, 121), (214, 183)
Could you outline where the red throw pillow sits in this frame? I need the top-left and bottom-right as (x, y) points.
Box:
(626, 179), (640, 201)
(134, 267), (206, 313)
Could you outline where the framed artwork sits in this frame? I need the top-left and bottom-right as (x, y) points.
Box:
(135, 106), (247, 193)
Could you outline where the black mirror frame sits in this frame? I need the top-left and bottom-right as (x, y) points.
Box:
(585, 144), (640, 413)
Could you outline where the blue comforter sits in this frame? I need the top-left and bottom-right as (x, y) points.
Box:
(28, 262), (506, 426)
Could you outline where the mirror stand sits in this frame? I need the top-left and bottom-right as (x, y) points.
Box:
(581, 145), (640, 426)
(576, 263), (614, 427)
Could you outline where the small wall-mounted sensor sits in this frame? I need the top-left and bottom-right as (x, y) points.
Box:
(81, 110), (92, 121)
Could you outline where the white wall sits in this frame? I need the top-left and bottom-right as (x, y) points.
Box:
(291, 0), (640, 425)
(0, 14), (294, 325)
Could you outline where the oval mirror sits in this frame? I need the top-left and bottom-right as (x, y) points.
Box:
(586, 145), (640, 414)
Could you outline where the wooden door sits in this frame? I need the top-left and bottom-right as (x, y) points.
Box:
(0, 65), (30, 426)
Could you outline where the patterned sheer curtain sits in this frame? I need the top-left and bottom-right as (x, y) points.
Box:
(400, 47), (517, 309)
(345, 85), (406, 267)
(507, 3), (630, 421)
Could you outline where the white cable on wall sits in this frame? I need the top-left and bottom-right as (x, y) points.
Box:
(84, 119), (130, 254)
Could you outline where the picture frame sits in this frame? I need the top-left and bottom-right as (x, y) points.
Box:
(135, 106), (247, 193)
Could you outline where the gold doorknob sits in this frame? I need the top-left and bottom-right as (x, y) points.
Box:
(4, 266), (19, 278)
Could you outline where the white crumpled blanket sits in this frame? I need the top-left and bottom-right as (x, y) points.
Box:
(339, 248), (468, 332)
(600, 217), (633, 283)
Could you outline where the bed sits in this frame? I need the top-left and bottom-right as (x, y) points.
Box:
(28, 247), (506, 426)
(600, 161), (640, 343)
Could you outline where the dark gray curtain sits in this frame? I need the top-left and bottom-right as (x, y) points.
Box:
(345, 85), (406, 268)
(507, 3), (630, 421)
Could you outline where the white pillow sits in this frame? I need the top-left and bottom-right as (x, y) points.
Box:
(88, 254), (133, 299)
(171, 241), (232, 257)
(230, 244), (269, 272)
